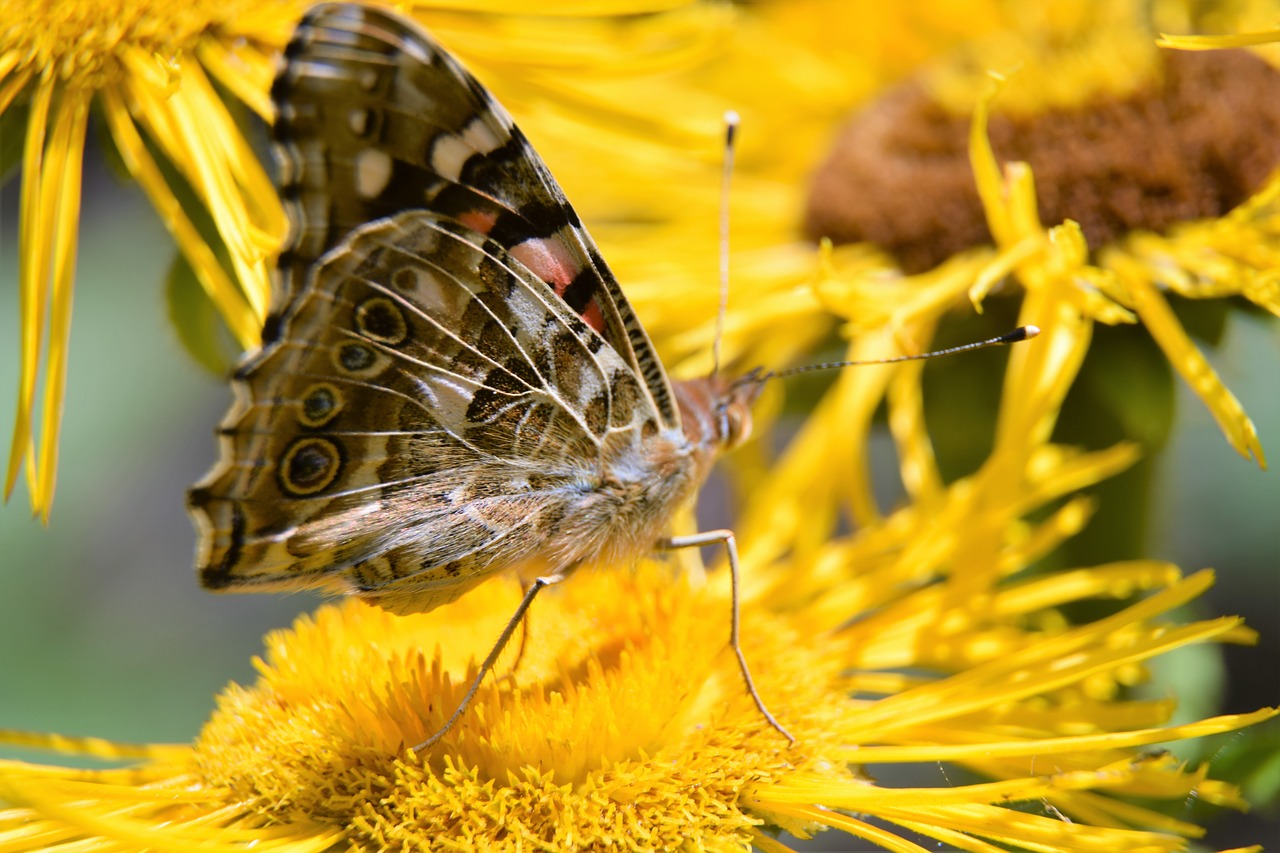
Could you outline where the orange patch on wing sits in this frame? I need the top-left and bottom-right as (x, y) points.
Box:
(582, 301), (604, 334)
(457, 209), (498, 235)
(510, 236), (578, 288)
(510, 236), (606, 334)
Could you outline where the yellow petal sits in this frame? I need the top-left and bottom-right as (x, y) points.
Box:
(32, 86), (91, 520)
(122, 54), (275, 322)
(1157, 30), (1280, 50)
(100, 88), (259, 348)
(4, 76), (54, 505)
(0, 62), (33, 114)
(1109, 254), (1267, 468)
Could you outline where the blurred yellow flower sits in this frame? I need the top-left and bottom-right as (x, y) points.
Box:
(469, 0), (1277, 562)
(799, 7), (1276, 478)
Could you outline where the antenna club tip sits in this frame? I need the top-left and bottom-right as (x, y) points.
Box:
(1003, 325), (1040, 343)
(723, 111), (740, 144)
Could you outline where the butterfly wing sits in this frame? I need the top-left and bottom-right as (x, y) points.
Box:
(190, 3), (692, 614)
(271, 2), (678, 426)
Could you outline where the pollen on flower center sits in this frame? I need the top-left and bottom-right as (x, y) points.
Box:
(805, 49), (1280, 274)
(3, 0), (245, 87)
(187, 568), (846, 848)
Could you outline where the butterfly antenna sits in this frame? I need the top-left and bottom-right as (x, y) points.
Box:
(762, 325), (1042, 382)
(713, 110), (739, 382)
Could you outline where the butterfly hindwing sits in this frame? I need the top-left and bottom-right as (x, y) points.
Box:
(192, 206), (663, 610)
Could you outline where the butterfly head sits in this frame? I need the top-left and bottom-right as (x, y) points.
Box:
(718, 368), (768, 451)
(674, 369), (766, 459)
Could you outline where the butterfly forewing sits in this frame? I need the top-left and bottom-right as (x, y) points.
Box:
(272, 3), (677, 426)
(189, 3), (716, 615)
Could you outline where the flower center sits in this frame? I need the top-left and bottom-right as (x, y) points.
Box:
(805, 49), (1280, 274)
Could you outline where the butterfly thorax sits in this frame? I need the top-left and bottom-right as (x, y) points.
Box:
(527, 373), (761, 586)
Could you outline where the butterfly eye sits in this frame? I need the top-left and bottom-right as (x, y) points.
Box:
(719, 402), (753, 450)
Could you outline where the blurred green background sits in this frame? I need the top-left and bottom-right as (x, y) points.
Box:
(1, 148), (1276, 847)
(0, 165), (328, 745)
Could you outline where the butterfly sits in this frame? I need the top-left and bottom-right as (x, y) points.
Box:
(187, 2), (792, 745)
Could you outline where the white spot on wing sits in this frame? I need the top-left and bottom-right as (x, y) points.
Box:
(462, 115), (503, 154)
(355, 148), (392, 198)
(348, 108), (370, 136)
(429, 117), (504, 183)
(430, 133), (472, 182)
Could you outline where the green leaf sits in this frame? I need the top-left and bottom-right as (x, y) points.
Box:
(0, 102), (30, 186)
(1067, 322), (1176, 452)
(923, 300), (1026, 482)
(166, 251), (239, 376)
(1179, 716), (1280, 811)
(1171, 292), (1229, 348)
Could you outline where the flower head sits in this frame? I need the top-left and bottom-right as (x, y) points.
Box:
(798, 13), (1276, 477)
(2, 549), (1273, 850)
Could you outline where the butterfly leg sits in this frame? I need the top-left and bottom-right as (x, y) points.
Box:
(412, 570), (568, 752)
(503, 585), (536, 681)
(658, 530), (796, 743)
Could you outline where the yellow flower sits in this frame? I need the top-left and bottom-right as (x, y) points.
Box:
(454, 0), (1275, 567)
(2, 2), (1276, 850)
(0, 0), (297, 519)
(2, 550), (1273, 850)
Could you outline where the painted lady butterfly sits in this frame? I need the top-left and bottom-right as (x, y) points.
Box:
(189, 2), (792, 744)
